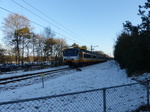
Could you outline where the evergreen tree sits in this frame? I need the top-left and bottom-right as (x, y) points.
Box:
(114, 0), (150, 76)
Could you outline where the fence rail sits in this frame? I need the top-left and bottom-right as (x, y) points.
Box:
(0, 81), (149, 112)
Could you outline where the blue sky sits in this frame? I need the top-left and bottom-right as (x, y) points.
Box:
(0, 0), (146, 56)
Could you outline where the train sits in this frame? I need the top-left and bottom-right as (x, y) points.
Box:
(63, 48), (107, 67)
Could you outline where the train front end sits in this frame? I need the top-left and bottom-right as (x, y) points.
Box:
(63, 48), (80, 67)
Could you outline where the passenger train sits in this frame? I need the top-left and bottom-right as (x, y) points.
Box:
(63, 48), (107, 67)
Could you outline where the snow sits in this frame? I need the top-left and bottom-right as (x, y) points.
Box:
(0, 65), (67, 79)
(0, 60), (149, 112)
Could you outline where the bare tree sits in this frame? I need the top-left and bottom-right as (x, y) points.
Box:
(35, 34), (45, 63)
(54, 38), (67, 57)
(43, 27), (56, 61)
(0, 48), (6, 63)
(30, 33), (38, 62)
(1, 13), (32, 64)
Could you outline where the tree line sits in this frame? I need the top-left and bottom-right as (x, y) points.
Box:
(0, 13), (67, 65)
(114, 0), (150, 76)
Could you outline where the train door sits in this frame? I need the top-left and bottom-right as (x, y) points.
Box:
(79, 51), (83, 65)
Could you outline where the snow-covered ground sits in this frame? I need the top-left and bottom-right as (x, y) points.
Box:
(0, 60), (149, 112)
(0, 65), (67, 79)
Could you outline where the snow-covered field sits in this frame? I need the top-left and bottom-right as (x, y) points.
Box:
(0, 60), (149, 112)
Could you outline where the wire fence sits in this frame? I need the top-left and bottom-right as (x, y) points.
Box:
(0, 81), (149, 112)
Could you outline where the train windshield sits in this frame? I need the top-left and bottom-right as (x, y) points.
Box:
(63, 49), (79, 56)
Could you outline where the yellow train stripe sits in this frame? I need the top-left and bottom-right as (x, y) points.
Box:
(64, 60), (102, 63)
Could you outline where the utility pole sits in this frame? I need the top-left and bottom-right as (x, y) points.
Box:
(91, 45), (98, 51)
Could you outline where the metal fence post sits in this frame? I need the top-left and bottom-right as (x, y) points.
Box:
(103, 88), (106, 112)
(147, 81), (149, 106)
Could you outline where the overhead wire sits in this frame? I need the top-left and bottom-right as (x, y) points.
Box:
(0, 7), (82, 45)
(22, 0), (78, 36)
(22, 0), (95, 45)
(11, 0), (90, 46)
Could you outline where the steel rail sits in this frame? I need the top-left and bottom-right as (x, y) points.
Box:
(0, 67), (72, 84)
(0, 67), (70, 81)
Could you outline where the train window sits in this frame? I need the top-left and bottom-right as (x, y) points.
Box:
(93, 56), (96, 58)
(84, 54), (91, 58)
(79, 52), (83, 58)
(63, 49), (79, 56)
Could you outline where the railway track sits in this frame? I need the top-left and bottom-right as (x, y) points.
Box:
(0, 67), (72, 85)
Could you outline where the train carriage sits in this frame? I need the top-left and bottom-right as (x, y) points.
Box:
(63, 48), (81, 66)
(63, 48), (107, 67)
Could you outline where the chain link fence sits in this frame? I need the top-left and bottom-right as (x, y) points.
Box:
(0, 81), (149, 112)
